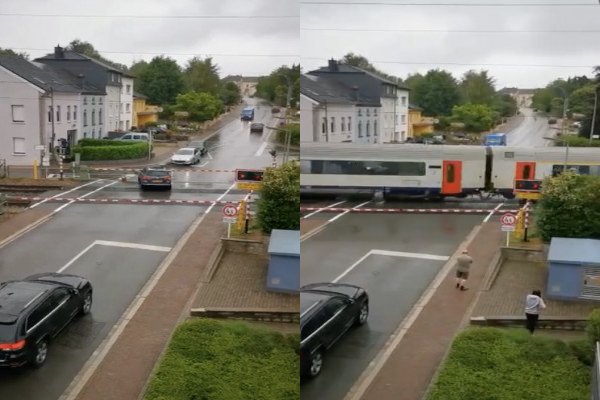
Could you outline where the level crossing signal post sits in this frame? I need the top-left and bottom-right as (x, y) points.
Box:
(233, 170), (264, 235)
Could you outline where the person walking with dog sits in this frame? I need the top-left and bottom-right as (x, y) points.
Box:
(455, 249), (473, 291)
(525, 289), (546, 334)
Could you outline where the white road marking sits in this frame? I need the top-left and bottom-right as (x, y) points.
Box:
(205, 182), (237, 214)
(332, 249), (449, 283)
(57, 239), (172, 273)
(483, 202), (504, 223)
(255, 141), (269, 157)
(303, 200), (346, 219)
(329, 201), (370, 223)
(52, 181), (118, 213)
(206, 152), (213, 160)
(29, 179), (102, 209)
(199, 161), (209, 167)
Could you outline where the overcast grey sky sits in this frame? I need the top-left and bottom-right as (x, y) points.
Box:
(0, 0), (299, 77)
(301, 0), (600, 88)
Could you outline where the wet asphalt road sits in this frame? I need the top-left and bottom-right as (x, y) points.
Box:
(0, 98), (286, 400)
(300, 210), (482, 400)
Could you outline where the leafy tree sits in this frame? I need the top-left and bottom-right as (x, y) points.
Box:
(404, 73), (424, 92)
(0, 47), (29, 59)
(183, 57), (221, 95)
(536, 171), (600, 242)
(256, 161), (300, 233)
(460, 70), (496, 106)
(256, 65), (300, 107)
(341, 53), (401, 84)
(129, 60), (149, 79)
(218, 81), (242, 106)
(66, 39), (128, 71)
(136, 56), (185, 105)
(450, 103), (496, 132)
(411, 69), (461, 116)
(174, 91), (223, 121)
(493, 94), (518, 118)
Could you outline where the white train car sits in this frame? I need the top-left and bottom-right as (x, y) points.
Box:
(300, 142), (488, 198)
(489, 146), (600, 198)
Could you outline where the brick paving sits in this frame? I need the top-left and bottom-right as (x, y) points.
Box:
(192, 251), (298, 312)
(472, 259), (598, 318)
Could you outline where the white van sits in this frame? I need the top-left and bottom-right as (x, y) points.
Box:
(117, 132), (149, 141)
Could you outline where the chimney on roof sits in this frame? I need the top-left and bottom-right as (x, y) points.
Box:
(352, 86), (359, 101)
(328, 58), (339, 72)
(54, 45), (65, 59)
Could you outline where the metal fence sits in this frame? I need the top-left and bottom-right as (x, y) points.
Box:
(592, 341), (600, 400)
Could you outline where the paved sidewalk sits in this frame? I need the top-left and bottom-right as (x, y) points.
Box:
(357, 219), (504, 400)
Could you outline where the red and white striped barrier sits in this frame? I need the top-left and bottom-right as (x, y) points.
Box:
(90, 168), (235, 173)
(8, 196), (247, 206)
(300, 207), (519, 214)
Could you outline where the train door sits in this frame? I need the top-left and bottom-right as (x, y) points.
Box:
(442, 160), (462, 194)
(515, 162), (536, 181)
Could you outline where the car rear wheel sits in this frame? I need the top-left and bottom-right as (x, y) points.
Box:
(355, 301), (369, 326)
(80, 291), (93, 315)
(309, 350), (323, 377)
(31, 339), (48, 368)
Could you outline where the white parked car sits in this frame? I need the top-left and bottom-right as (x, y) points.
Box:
(170, 147), (201, 165)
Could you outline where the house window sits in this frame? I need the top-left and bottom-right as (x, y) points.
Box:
(321, 117), (327, 134)
(99, 109), (103, 124)
(92, 128), (95, 139)
(11, 105), (25, 122)
(83, 132), (88, 139)
(330, 117), (335, 133)
(358, 109), (362, 117)
(74, 105), (78, 120)
(48, 106), (52, 122)
(348, 116), (352, 131)
(67, 105), (71, 121)
(92, 97), (96, 105)
(401, 96), (407, 106)
(374, 121), (378, 136)
(83, 97), (88, 105)
(92, 110), (96, 125)
(126, 120), (130, 130)
(99, 127), (102, 137)
(366, 109), (370, 117)
(358, 121), (362, 137)
(13, 137), (25, 155)
(401, 115), (406, 124)
(374, 109), (378, 117)
(83, 110), (88, 126)
(56, 105), (61, 122)
(126, 84), (131, 94)
(126, 103), (130, 113)
(99, 97), (103, 105)
(341, 117), (346, 132)
(366, 121), (371, 137)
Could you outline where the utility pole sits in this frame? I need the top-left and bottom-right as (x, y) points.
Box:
(590, 86), (598, 145)
(50, 87), (56, 154)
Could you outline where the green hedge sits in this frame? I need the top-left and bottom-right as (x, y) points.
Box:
(276, 124), (300, 146)
(144, 318), (299, 400)
(427, 328), (590, 400)
(72, 140), (150, 160)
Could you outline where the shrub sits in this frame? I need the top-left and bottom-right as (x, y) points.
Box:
(72, 141), (150, 161)
(586, 309), (600, 344)
(256, 161), (300, 233)
(276, 124), (300, 146)
(569, 339), (594, 366)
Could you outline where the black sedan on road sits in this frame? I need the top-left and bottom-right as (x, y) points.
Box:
(138, 166), (172, 190)
(300, 283), (369, 378)
(250, 123), (264, 133)
(0, 273), (93, 368)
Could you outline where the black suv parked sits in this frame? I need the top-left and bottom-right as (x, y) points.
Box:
(300, 283), (369, 378)
(0, 273), (93, 368)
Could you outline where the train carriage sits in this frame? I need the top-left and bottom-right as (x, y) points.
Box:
(300, 142), (488, 198)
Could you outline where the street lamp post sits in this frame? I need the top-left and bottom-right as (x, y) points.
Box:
(556, 86), (568, 138)
(590, 86), (598, 145)
(267, 126), (291, 164)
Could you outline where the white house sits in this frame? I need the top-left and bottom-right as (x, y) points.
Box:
(301, 60), (410, 144)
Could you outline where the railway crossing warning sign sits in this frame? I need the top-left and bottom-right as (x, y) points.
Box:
(501, 213), (516, 232)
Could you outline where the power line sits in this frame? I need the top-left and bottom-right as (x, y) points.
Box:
(302, 57), (598, 68)
(0, 13), (298, 19)
(3, 47), (298, 58)
(301, 1), (598, 6)
(302, 27), (600, 33)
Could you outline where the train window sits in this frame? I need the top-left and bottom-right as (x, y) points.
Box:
(523, 165), (532, 179)
(504, 152), (514, 158)
(303, 160), (426, 176)
(428, 165), (442, 169)
(446, 164), (455, 183)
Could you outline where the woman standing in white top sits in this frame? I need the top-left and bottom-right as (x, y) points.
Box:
(525, 289), (546, 334)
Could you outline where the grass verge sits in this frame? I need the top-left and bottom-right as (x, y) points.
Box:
(427, 327), (590, 400)
(144, 318), (299, 400)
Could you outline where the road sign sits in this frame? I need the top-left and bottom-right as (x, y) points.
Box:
(235, 169), (264, 182)
(501, 212), (516, 232)
(222, 204), (238, 218)
(42, 155), (50, 167)
(223, 217), (237, 224)
(34, 145), (46, 151)
(237, 182), (262, 191)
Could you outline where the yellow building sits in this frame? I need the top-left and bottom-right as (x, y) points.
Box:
(133, 93), (161, 128)
(409, 105), (435, 137)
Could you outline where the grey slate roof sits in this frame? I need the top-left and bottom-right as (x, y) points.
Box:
(268, 229), (300, 256)
(36, 49), (133, 77)
(548, 237), (600, 264)
(301, 74), (380, 106)
(0, 55), (104, 94)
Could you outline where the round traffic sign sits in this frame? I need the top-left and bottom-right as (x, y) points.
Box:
(500, 213), (516, 226)
(222, 204), (238, 217)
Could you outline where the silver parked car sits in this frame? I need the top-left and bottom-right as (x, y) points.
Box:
(170, 147), (201, 165)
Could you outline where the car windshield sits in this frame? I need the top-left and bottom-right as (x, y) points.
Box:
(145, 170), (170, 177)
(176, 149), (194, 155)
